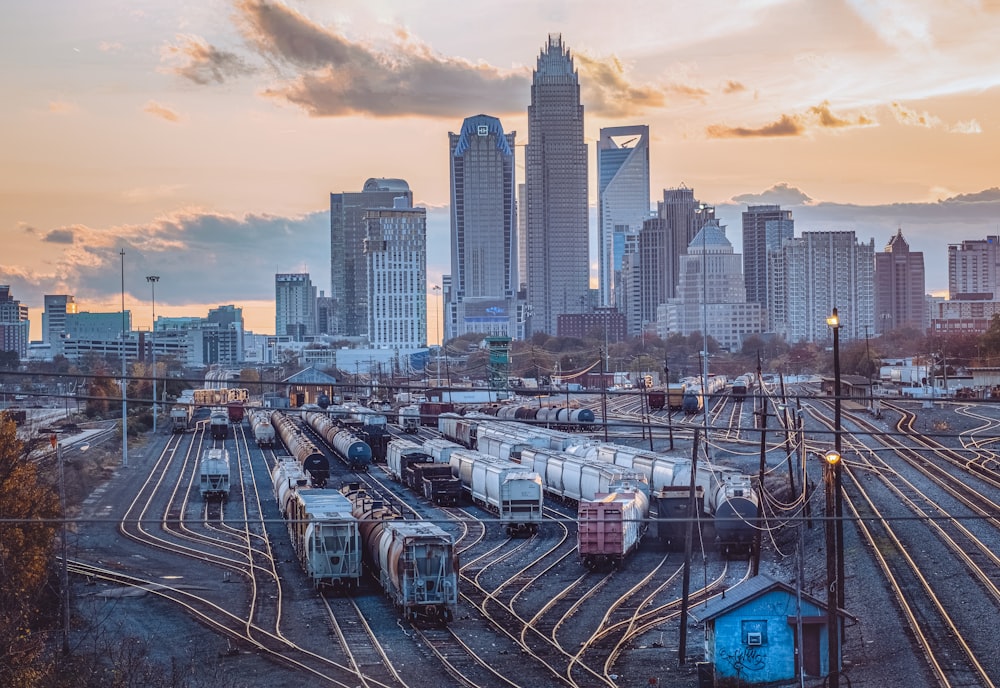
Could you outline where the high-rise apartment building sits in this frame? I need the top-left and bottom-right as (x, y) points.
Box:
(874, 229), (926, 334)
(365, 197), (427, 349)
(769, 231), (875, 342)
(658, 187), (714, 301)
(445, 114), (519, 340)
(524, 34), (589, 335)
(0, 285), (30, 359)
(742, 205), (794, 323)
(947, 236), (1000, 299)
(331, 179), (413, 336)
(597, 125), (650, 308)
(275, 273), (316, 341)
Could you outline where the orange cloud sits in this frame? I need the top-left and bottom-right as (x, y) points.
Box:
(707, 102), (876, 138)
(143, 101), (182, 123)
(160, 34), (255, 85)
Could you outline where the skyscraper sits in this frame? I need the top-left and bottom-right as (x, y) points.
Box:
(874, 229), (926, 334)
(446, 114), (518, 340)
(659, 187), (714, 301)
(275, 273), (316, 341)
(524, 34), (589, 335)
(331, 179), (413, 336)
(742, 204), (794, 316)
(597, 125), (650, 307)
(365, 197), (427, 349)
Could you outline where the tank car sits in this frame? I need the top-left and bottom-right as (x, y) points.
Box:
(209, 407), (229, 439)
(342, 484), (458, 623)
(330, 427), (373, 471)
(448, 449), (544, 536)
(198, 448), (230, 500)
(250, 410), (275, 447)
(578, 492), (646, 570)
(681, 389), (704, 414)
(271, 410), (330, 487)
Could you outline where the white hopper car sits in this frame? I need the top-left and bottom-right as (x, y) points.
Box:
(286, 489), (361, 590)
(198, 448), (230, 500)
(448, 449), (543, 536)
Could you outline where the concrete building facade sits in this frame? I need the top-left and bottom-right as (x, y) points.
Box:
(874, 228), (926, 334)
(275, 273), (316, 342)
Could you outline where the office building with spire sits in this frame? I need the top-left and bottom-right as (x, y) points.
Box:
(523, 34), (589, 335)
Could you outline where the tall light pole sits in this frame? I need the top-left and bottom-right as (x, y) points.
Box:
(823, 449), (842, 687)
(146, 276), (159, 433)
(53, 437), (88, 654)
(120, 249), (128, 468)
(827, 307), (846, 621)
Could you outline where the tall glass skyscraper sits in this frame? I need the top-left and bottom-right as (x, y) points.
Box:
(446, 114), (518, 340)
(597, 125), (650, 308)
(524, 34), (589, 335)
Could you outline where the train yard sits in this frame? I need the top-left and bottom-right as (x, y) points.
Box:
(60, 384), (1000, 687)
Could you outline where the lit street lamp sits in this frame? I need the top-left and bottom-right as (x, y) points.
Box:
(823, 449), (842, 687)
(146, 275), (159, 433)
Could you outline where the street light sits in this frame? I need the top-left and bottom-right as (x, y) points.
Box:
(823, 449), (841, 687)
(120, 249), (128, 468)
(146, 276), (159, 433)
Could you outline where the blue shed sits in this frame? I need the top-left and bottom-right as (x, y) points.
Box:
(691, 574), (854, 684)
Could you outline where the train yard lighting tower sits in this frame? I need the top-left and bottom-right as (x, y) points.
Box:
(146, 275), (159, 433)
(823, 449), (842, 687)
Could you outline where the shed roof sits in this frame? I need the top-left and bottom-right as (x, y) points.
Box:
(282, 366), (338, 385)
(691, 573), (854, 623)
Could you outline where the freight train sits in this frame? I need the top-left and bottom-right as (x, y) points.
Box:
(209, 408), (229, 439)
(565, 441), (757, 555)
(577, 492), (646, 571)
(169, 404), (192, 432)
(341, 483), (458, 623)
(198, 448), (230, 500)
(468, 418), (757, 554)
(730, 374), (754, 401)
(270, 410), (330, 487)
(271, 458), (361, 590)
(302, 410), (372, 471)
(447, 449), (544, 536)
(456, 403), (596, 430)
(385, 439), (462, 506)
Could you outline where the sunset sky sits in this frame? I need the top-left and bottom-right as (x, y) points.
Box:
(3, 0), (1000, 341)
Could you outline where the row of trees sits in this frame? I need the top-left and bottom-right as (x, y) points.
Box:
(444, 316), (1000, 385)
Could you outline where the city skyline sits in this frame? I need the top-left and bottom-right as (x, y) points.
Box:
(4, 1), (1000, 339)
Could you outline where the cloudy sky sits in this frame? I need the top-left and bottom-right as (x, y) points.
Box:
(4, 0), (1000, 340)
